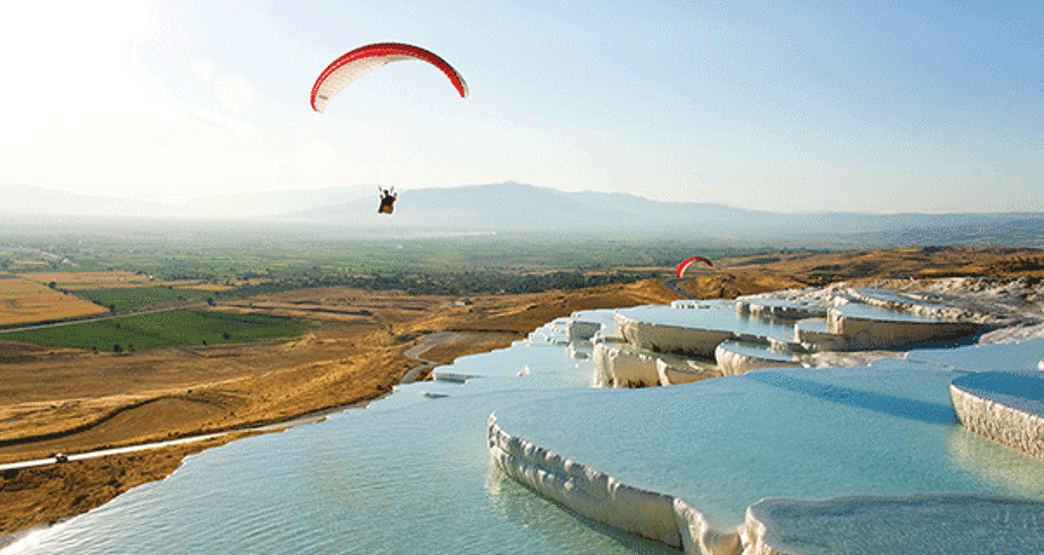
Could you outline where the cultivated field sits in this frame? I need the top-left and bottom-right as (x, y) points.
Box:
(74, 286), (209, 311)
(0, 273), (108, 327)
(22, 271), (236, 292)
(23, 271), (154, 290)
(0, 309), (309, 352)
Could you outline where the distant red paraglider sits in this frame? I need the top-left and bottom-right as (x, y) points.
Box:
(676, 256), (714, 278)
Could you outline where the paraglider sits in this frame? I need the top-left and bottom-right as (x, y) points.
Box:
(378, 187), (397, 215)
(676, 256), (714, 278)
(311, 43), (468, 218)
(311, 42), (468, 113)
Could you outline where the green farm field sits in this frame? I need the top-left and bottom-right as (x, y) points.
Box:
(75, 286), (210, 311)
(0, 309), (309, 352)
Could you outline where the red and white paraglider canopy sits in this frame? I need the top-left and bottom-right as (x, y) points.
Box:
(311, 42), (468, 113)
(675, 256), (714, 279)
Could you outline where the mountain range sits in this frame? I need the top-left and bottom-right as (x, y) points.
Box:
(2, 182), (1042, 246)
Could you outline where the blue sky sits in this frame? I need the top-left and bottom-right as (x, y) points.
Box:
(1, 0), (1040, 213)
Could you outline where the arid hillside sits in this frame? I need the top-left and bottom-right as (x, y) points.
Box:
(716, 246), (1044, 282)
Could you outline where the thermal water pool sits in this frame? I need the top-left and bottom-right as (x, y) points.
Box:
(616, 301), (799, 343)
(492, 359), (1044, 531)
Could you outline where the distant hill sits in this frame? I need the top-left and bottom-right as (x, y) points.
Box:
(295, 181), (1044, 242)
(3, 182), (1042, 246)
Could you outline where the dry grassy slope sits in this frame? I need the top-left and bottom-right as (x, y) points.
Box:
(677, 273), (808, 299)
(412, 279), (680, 337)
(716, 246), (1044, 282)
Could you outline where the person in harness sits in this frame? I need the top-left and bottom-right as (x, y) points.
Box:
(378, 187), (397, 215)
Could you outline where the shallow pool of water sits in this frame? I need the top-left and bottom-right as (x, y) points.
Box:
(854, 287), (949, 310)
(716, 340), (800, 362)
(494, 359), (1044, 529)
(904, 337), (1044, 373)
(616, 302), (797, 342)
(832, 302), (944, 322)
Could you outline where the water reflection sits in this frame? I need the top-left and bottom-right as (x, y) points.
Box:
(947, 426), (1044, 498)
(747, 371), (957, 424)
(484, 465), (677, 555)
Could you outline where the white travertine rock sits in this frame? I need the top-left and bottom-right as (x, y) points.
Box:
(981, 322), (1044, 343)
(592, 341), (719, 388)
(615, 311), (734, 358)
(850, 287), (970, 320)
(656, 357), (720, 386)
(489, 277), (1044, 554)
(736, 300), (827, 321)
(714, 343), (801, 376)
(805, 349), (904, 368)
(488, 414), (684, 548)
(795, 308), (979, 351)
(568, 344), (589, 360)
(743, 493), (1044, 555)
(950, 373), (1044, 461)
(673, 498), (742, 555)
(831, 309), (978, 349)
(793, 318), (845, 351)
(869, 277), (1044, 327)
(591, 341), (660, 388)
(432, 371), (472, 383)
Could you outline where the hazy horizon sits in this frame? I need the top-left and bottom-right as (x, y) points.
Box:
(6, 180), (1044, 217)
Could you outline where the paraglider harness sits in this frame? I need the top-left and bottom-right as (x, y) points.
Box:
(378, 187), (397, 215)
